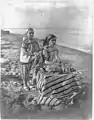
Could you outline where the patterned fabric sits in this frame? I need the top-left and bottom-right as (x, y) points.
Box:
(20, 63), (33, 86)
(43, 46), (58, 62)
(22, 36), (40, 54)
(36, 72), (82, 103)
(24, 89), (62, 107)
(42, 45), (61, 73)
(23, 72), (84, 108)
(36, 94), (62, 106)
(20, 36), (40, 63)
(31, 51), (44, 69)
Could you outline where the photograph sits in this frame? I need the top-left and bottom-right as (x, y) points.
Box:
(0, 0), (92, 119)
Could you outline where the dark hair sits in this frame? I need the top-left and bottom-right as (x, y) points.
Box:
(43, 34), (56, 46)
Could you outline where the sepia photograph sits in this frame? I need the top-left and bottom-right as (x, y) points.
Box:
(0, 0), (92, 119)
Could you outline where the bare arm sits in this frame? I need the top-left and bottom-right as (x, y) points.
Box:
(56, 50), (61, 61)
(53, 49), (61, 63)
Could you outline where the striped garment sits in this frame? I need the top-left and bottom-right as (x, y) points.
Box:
(36, 93), (62, 106)
(24, 95), (62, 109)
(24, 72), (83, 109)
(36, 72), (83, 102)
(24, 91), (62, 108)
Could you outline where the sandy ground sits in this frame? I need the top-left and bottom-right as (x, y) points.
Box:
(1, 53), (92, 120)
(1, 82), (92, 120)
(1, 34), (92, 119)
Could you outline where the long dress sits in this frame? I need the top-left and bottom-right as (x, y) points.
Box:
(43, 45), (61, 73)
(20, 36), (40, 88)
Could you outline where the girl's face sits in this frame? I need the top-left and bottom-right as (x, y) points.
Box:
(49, 38), (56, 46)
(27, 30), (34, 39)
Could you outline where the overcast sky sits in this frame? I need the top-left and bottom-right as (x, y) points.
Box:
(0, 0), (92, 51)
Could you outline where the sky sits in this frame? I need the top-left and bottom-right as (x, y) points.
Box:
(0, 0), (92, 52)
